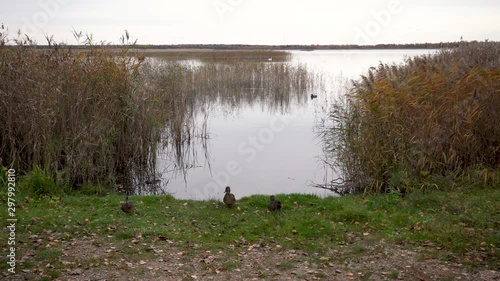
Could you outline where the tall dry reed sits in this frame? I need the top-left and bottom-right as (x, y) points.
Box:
(0, 31), (166, 193)
(321, 41), (500, 194)
(131, 49), (291, 63)
(0, 26), (317, 194)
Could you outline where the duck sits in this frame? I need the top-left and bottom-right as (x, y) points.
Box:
(268, 195), (282, 212)
(223, 186), (236, 208)
(121, 196), (136, 214)
(310, 94), (318, 99)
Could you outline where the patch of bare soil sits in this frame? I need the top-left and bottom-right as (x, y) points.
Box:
(6, 237), (499, 281)
(337, 242), (499, 281)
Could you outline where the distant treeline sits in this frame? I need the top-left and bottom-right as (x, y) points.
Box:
(118, 42), (461, 50)
(28, 41), (480, 50)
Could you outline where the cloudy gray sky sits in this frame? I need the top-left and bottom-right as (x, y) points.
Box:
(1, 0), (498, 45)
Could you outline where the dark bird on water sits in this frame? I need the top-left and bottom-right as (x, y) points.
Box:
(121, 196), (136, 214)
(310, 94), (318, 99)
(223, 186), (236, 208)
(268, 195), (282, 211)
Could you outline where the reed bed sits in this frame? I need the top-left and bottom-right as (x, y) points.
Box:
(130, 49), (291, 63)
(140, 57), (318, 179)
(321, 41), (500, 194)
(0, 34), (168, 193)
(0, 28), (317, 194)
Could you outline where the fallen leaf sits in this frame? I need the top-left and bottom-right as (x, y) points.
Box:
(203, 256), (215, 264)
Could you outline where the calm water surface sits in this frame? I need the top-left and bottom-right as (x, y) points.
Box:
(157, 49), (437, 200)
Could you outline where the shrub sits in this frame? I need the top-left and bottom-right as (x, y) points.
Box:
(17, 166), (63, 196)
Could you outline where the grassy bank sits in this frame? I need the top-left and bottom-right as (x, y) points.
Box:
(1, 174), (499, 280)
(321, 41), (500, 194)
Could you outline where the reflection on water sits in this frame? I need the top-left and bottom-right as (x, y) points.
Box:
(152, 49), (436, 199)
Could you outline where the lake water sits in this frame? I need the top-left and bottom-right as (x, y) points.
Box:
(156, 49), (437, 200)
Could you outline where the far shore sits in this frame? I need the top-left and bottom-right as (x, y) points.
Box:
(22, 41), (470, 51)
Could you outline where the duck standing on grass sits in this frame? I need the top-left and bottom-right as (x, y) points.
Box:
(268, 195), (282, 212)
(121, 196), (136, 214)
(223, 186), (236, 208)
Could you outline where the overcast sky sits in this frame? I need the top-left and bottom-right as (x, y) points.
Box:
(1, 0), (498, 45)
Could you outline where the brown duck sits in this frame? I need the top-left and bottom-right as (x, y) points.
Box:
(121, 196), (136, 214)
(223, 186), (236, 208)
(268, 195), (282, 211)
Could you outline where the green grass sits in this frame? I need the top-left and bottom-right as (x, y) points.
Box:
(388, 269), (399, 279)
(1, 183), (499, 275)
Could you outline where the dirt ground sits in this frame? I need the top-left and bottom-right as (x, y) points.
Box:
(5, 237), (499, 281)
